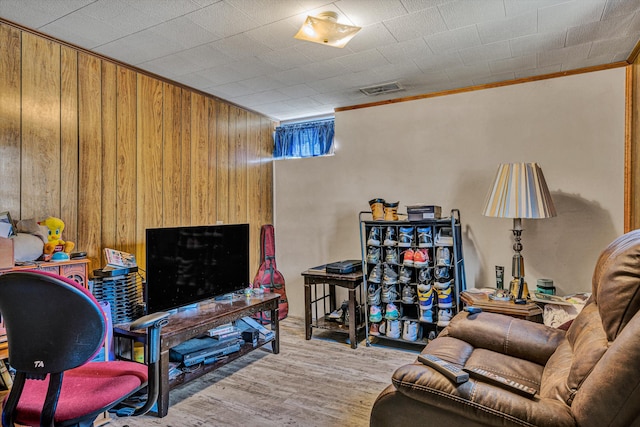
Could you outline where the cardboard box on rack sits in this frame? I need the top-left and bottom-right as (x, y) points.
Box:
(0, 238), (14, 270)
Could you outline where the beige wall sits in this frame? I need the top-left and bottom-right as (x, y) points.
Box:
(275, 68), (625, 319)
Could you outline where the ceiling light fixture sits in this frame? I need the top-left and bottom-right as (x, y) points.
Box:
(294, 11), (361, 48)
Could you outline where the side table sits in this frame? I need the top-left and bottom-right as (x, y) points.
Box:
(301, 267), (365, 349)
(460, 289), (543, 323)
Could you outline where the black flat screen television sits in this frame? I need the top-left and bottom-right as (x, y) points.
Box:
(145, 223), (250, 313)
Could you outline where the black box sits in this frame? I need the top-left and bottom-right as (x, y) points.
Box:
(326, 260), (362, 274)
(241, 328), (259, 347)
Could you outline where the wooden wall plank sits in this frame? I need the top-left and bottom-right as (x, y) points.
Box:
(162, 82), (182, 227)
(2, 21), (275, 281)
(78, 52), (103, 269)
(136, 74), (164, 268)
(0, 24), (21, 218)
(190, 93), (209, 225)
(216, 103), (230, 224)
(180, 90), (192, 225)
(101, 61), (117, 251)
(116, 66), (137, 255)
(21, 32), (61, 220)
(60, 45), (79, 244)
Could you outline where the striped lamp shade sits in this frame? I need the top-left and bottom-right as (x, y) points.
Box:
(483, 163), (557, 219)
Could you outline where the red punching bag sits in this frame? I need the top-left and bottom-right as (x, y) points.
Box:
(253, 224), (288, 321)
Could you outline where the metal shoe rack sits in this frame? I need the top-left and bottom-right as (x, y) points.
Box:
(358, 209), (466, 346)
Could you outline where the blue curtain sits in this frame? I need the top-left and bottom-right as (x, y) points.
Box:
(274, 119), (334, 159)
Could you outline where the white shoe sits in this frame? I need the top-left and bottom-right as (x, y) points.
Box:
(437, 308), (453, 327)
(402, 320), (418, 341)
(387, 319), (401, 339)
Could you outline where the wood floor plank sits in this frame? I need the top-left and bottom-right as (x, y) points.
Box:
(108, 317), (421, 427)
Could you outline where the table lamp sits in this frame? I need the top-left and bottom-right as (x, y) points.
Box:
(482, 163), (556, 300)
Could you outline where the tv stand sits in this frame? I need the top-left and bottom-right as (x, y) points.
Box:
(113, 293), (280, 417)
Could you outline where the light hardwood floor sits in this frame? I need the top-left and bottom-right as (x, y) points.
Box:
(108, 317), (422, 427)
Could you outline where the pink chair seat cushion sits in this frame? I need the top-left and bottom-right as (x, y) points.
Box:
(13, 361), (147, 425)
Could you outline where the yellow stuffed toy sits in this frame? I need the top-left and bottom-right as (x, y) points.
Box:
(40, 217), (75, 255)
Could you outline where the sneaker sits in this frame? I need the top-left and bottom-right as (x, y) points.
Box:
(418, 267), (432, 283)
(435, 227), (453, 246)
(413, 248), (430, 267)
(428, 330), (437, 341)
(385, 247), (398, 265)
(382, 264), (398, 285)
(379, 320), (386, 335)
(436, 246), (451, 267)
(384, 302), (400, 320)
(368, 263), (382, 283)
(367, 247), (381, 264)
(417, 227), (433, 248)
(398, 227), (414, 247)
(369, 305), (383, 323)
(435, 266), (450, 280)
(367, 227), (381, 246)
(398, 266), (412, 284)
(368, 283), (381, 306)
(382, 284), (399, 303)
(417, 282), (434, 309)
(328, 305), (344, 320)
(369, 322), (380, 336)
(402, 248), (415, 266)
(402, 284), (417, 304)
(435, 280), (454, 308)
(383, 227), (397, 246)
(419, 306), (433, 322)
(438, 308), (453, 327)
(386, 319), (401, 338)
(402, 320), (418, 341)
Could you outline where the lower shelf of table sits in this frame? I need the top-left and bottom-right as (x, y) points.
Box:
(311, 316), (366, 334)
(168, 338), (275, 388)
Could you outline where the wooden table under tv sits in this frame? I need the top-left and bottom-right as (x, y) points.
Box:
(113, 293), (280, 417)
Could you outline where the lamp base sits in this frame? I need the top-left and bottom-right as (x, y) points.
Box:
(509, 278), (530, 300)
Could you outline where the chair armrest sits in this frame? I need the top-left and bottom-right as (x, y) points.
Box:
(441, 311), (565, 366)
(129, 311), (171, 331)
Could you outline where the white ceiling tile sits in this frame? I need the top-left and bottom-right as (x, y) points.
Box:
(378, 38), (432, 64)
(278, 84), (320, 98)
(233, 89), (291, 107)
(537, 43), (592, 67)
(270, 68), (317, 85)
(207, 81), (256, 98)
(400, 0), (452, 14)
(335, 49), (390, 73)
(458, 40), (511, 65)
(335, 0), (407, 26)
(0, 0), (95, 28)
(258, 48), (313, 70)
(425, 25), (481, 53)
(538, 0), (606, 33)
(515, 63), (562, 79)
(509, 31), (566, 57)
(152, 16), (220, 50)
(294, 41), (355, 62)
(345, 23), (398, 53)
(473, 71), (516, 85)
(438, 0), (505, 29)
(245, 20), (300, 51)
(176, 44), (234, 71)
(602, 0), (640, 19)
(139, 54), (201, 78)
(503, 0), (571, 17)
(186, 1), (258, 38)
(39, 12), (121, 49)
(383, 7), (448, 41)
(238, 75), (286, 92)
(210, 33), (272, 60)
(446, 62), (491, 80)
(489, 53), (537, 74)
(589, 35), (639, 58)
(414, 51), (463, 72)
(477, 11), (537, 44)
(80, 0), (162, 35)
(561, 52), (616, 70)
(566, 13), (635, 46)
(226, 0), (308, 26)
(125, 0), (202, 22)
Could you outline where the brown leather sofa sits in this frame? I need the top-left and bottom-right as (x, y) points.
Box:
(370, 230), (640, 427)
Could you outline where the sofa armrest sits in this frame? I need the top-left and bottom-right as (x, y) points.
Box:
(440, 311), (565, 366)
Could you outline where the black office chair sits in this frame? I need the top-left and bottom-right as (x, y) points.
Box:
(0, 270), (170, 427)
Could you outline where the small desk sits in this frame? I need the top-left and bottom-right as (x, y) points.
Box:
(114, 293), (280, 417)
(461, 289), (543, 323)
(301, 268), (364, 349)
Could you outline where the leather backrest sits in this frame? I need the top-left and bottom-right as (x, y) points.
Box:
(591, 229), (640, 341)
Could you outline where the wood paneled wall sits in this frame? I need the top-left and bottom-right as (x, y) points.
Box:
(0, 22), (274, 274)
